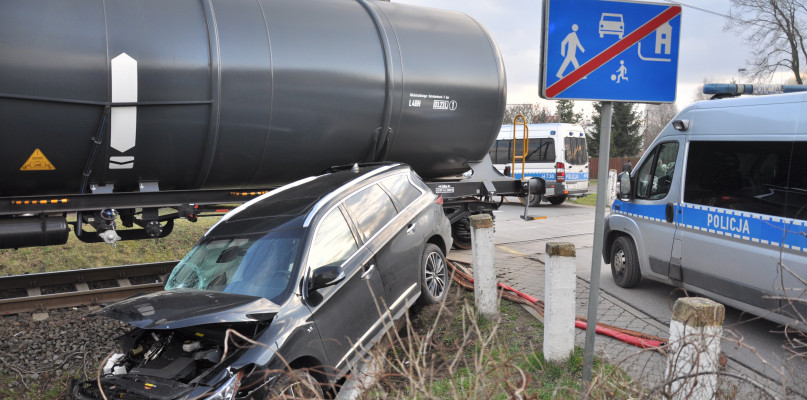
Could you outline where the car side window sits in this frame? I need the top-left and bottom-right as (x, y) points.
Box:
(308, 208), (358, 270)
(344, 184), (397, 241)
(381, 174), (422, 210)
(635, 141), (678, 200)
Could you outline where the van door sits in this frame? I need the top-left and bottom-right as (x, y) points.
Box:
(618, 138), (684, 280)
(678, 140), (797, 312)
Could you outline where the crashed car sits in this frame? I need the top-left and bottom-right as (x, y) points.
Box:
(72, 163), (452, 399)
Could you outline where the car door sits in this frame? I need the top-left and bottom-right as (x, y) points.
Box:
(342, 180), (417, 314)
(304, 205), (384, 374)
(374, 174), (428, 316)
(615, 139), (684, 280)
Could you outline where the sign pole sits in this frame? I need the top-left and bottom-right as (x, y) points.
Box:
(581, 101), (613, 393)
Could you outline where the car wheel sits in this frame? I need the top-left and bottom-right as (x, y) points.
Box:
(547, 195), (566, 205)
(267, 369), (324, 399)
(451, 218), (472, 249)
(527, 193), (541, 207)
(419, 244), (448, 304)
(610, 236), (641, 288)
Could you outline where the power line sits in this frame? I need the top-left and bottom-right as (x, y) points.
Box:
(660, 0), (733, 20)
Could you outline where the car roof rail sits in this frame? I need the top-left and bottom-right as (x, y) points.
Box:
(321, 162), (399, 174)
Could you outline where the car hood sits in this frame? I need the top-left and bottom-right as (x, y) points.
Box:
(93, 289), (280, 329)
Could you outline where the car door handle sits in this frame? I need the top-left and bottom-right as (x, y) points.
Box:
(406, 223), (417, 234)
(361, 264), (376, 280)
(666, 203), (674, 223)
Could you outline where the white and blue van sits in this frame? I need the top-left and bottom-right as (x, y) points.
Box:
(488, 123), (589, 206)
(604, 89), (807, 327)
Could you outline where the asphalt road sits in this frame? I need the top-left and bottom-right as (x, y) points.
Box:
(490, 200), (807, 394)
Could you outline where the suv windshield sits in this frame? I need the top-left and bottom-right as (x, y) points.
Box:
(165, 228), (304, 302)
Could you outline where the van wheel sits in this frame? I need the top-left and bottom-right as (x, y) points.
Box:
(548, 195), (566, 205)
(268, 369), (324, 399)
(611, 236), (641, 288)
(527, 194), (542, 207)
(419, 244), (448, 305)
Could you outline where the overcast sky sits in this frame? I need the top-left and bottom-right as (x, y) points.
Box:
(395, 0), (754, 115)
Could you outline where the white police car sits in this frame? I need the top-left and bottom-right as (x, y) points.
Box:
(604, 84), (807, 328)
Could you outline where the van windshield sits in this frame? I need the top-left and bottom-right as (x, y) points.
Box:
(165, 228), (304, 302)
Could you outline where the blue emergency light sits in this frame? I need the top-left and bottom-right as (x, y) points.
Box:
(703, 83), (807, 97)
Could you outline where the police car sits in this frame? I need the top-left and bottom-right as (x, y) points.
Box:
(488, 123), (589, 206)
(603, 84), (807, 327)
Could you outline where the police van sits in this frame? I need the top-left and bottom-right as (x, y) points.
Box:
(604, 86), (807, 327)
(488, 123), (589, 206)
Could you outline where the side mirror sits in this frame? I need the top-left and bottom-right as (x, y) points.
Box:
(309, 264), (345, 291)
(617, 172), (632, 199)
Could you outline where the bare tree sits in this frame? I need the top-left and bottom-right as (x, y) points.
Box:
(726, 0), (807, 84)
(502, 103), (557, 125)
(641, 103), (678, 151)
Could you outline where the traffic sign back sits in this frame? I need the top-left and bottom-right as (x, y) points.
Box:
(540, 0), (681, 103)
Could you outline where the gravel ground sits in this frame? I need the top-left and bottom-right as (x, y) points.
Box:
(0, 307), (129, 398)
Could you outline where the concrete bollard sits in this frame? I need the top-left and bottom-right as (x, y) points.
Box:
(665, 297), (725, 400)
(607, 169), (618, 205)
(470, 214), (497, 318)
(543, 242), (576, 362)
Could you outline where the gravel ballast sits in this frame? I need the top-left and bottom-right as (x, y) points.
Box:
(0, 307), (129, 397)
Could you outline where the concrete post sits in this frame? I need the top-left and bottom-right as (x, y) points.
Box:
(665, 297), (725, 400)
(470, 214), (497, 318)
(543, 242), (576, 362)
(607, 169), (618, 205)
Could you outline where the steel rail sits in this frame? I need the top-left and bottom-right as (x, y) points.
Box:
(0, 261), (178, 315)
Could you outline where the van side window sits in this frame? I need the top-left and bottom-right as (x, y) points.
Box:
(489, 139), (511, 164)
(787, 142), (807, 219)
(683, 141), (791, 218)
(514, 138), (556, 162)
(635, 142), (678, 200)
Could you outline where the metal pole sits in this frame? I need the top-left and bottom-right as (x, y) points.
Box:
(581, 101), (613, 394)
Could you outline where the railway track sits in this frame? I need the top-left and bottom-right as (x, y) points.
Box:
(0, 261), (178, 315)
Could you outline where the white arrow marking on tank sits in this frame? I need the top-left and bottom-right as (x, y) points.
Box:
(110, 53), (137, 156)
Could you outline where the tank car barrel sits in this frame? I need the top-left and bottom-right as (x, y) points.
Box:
(0, 0), (506, 198)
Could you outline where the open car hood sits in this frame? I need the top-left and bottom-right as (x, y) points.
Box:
(94, 289), (280, 329)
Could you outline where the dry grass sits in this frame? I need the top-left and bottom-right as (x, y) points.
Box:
(0, 213), (221, 276)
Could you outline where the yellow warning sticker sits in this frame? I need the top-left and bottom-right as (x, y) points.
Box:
(20, 149), (55, 171)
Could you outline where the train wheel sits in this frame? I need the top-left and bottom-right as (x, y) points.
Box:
(451, 218), (472, 249)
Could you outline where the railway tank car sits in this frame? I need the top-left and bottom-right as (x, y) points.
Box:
(0, 0), (509, 249)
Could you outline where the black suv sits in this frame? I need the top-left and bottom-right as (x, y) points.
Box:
(72, 163), (452, 399)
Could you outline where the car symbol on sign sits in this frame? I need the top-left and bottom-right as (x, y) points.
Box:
(599, 13), (624, 39)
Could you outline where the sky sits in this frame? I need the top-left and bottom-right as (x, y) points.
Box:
(395, 0), (755, 115)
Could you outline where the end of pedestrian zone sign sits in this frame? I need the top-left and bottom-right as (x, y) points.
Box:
(540, 0), (681, 103)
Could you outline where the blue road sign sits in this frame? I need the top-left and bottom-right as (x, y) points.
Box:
(540, 0), (681, 103)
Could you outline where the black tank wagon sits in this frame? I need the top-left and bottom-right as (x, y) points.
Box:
(0, 0), (529, 249)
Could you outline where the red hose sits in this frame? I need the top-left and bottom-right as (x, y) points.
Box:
(447, 260), (666, 350)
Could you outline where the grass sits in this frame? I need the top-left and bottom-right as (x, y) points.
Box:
(570, 193), (598, 206)
(0, 213), (221, 276)
(371, 288), (636, 399)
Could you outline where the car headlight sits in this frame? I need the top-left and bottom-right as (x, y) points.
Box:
(206, 370), (243, 400)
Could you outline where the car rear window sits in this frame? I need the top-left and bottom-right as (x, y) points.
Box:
(344, 184), (397, 241)
(381, 174), (422, 210)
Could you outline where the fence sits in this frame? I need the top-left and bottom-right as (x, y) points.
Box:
(588, 157), (641, 179)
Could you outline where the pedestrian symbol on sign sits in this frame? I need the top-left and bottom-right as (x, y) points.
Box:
(556, 24), (585, 79)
